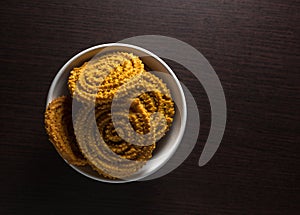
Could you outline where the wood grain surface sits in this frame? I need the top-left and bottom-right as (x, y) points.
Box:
(1, 0), (299, 214)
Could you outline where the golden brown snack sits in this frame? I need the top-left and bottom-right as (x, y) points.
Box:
(44, 96), (87, 166)
(113, 72), (175, 140)
(46, 52), (175, 180)
(68, 52), (144, 105)
(74, 104), (149, 179)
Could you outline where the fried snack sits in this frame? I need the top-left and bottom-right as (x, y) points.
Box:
(68, 52), (144, 105)
(74, 104), (151, 179)
(46, 52), (176, 180)
(44, 96), (87, 166)
(113, 72), (175, 141)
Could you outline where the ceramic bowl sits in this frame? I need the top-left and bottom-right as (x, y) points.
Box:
(46, 43), (187, 183)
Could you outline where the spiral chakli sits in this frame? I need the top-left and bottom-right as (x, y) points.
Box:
(112, 72), (175, 144)
(68, 52), (144, 105)
(44, 96), (87, 166)
(74, 104), (153, 179)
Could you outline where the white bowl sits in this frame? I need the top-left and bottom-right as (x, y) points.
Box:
(46, 43), (187, 183)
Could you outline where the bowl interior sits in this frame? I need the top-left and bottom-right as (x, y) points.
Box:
(46, 43), (186, 183)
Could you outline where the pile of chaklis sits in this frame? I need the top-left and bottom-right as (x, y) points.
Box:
(45, 52), (175, 179)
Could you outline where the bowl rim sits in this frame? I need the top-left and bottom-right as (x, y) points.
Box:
(46, 43), (187, 183)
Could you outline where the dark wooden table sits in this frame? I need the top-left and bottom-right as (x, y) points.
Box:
(1, 0), (299, 214)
